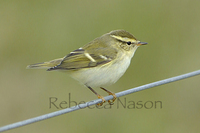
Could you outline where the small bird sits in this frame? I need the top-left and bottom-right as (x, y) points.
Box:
(27, 30), (147, 106)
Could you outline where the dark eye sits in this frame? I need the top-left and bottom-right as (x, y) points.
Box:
(127, 41), (131, 45)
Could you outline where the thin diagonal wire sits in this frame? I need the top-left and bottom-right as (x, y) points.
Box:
(0, 69), (200, 132)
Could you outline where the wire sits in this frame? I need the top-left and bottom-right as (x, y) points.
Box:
(0, 69), (200, 132)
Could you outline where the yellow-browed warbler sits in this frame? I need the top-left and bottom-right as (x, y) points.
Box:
(27, 30), (147, 106)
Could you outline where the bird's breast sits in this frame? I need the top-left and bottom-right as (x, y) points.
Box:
(69, 52), (132, 88)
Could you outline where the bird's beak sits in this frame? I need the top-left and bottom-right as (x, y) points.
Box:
(136, 42), (148, 46)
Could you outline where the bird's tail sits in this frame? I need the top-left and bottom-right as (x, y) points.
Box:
(26, 58), (63, 69)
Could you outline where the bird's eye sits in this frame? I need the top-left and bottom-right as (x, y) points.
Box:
(127, 41), (131, 45)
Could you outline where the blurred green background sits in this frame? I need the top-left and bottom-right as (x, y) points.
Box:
(0, 1), (200, 133)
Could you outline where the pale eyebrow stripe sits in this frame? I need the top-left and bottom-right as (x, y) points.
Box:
(84, 53), (96, 62)
(110, 35), (124, 41)
(110, 35), (136, 42)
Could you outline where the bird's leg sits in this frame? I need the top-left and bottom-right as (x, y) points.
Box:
(100, 87), (117, 105)
(87, 86), (105, 106)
